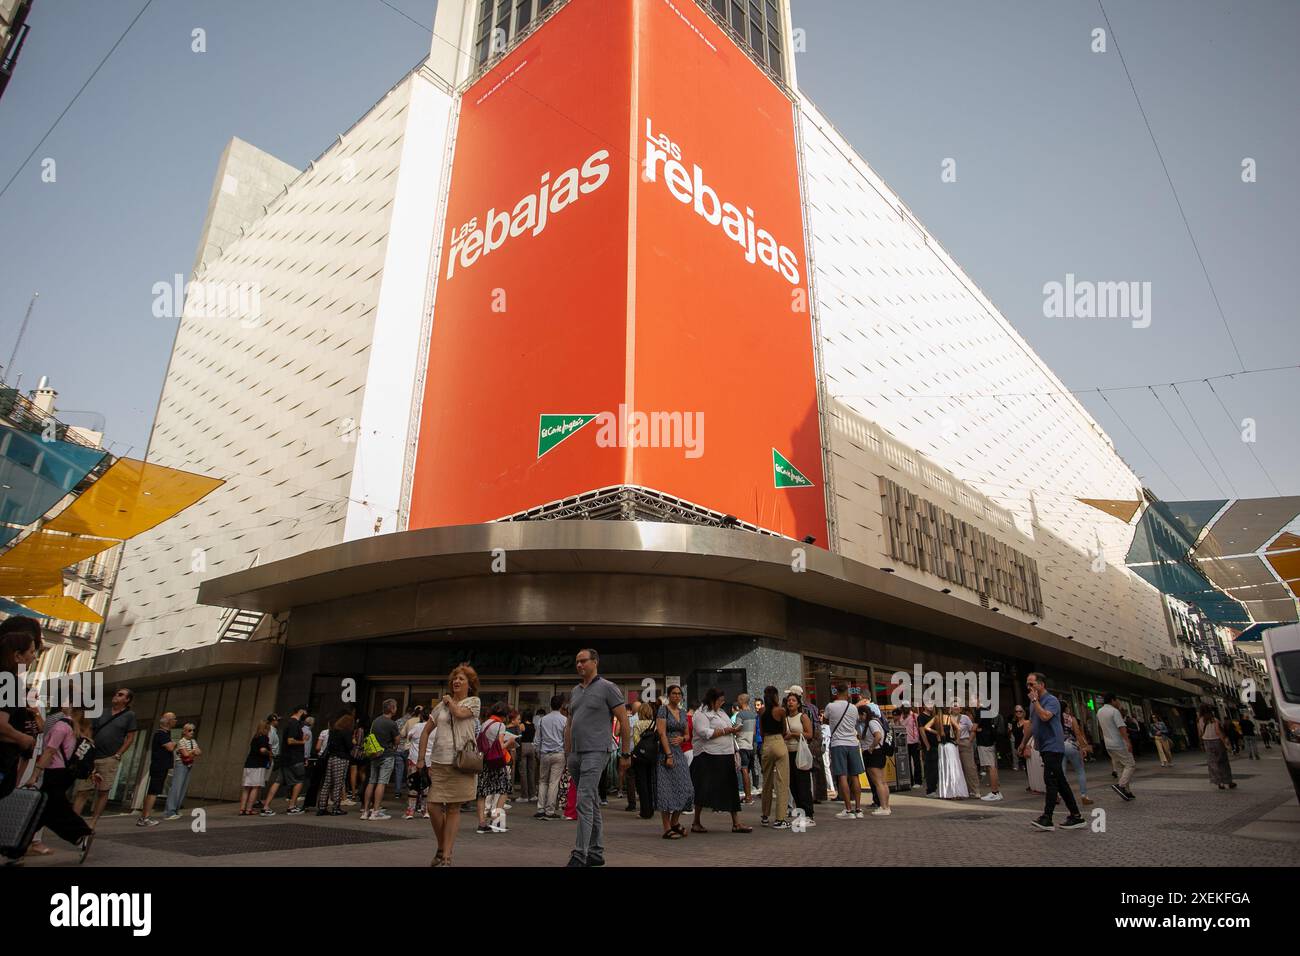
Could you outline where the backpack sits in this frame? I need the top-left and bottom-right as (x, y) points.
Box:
(477, 722), (507, 770)
(60, 718), (96, 780)
(869, 716), (896, 758)
(632, 721), (659, 766)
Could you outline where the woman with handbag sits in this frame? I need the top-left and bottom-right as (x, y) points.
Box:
(758, 686), (790, 828)
(417, 664), (482, 866)
(784, 691), (815, 826)
(163, 723), (201, 819)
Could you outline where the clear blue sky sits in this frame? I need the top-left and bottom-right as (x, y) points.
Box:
(1, 0), (1295, 501)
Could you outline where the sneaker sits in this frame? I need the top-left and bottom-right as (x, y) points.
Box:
(403, 809), (414, 820)
(163, 813), (181, 821)
(341, 798), (357, 807)
(1082, 796), (1094, 805)
(980, 791), (1003, 802)
(1120, 787), (1135, 800)
(760, 816), (770, 827)
(1030, 815), (1055, 831)
(77, 832), (94, 864)
(771, 820), (791, 830)
(835, 809), (857, 819)
(287, 806), (304, 814)
(477, 824), (492, 834)
(1060, 815), (1088, 830)
(910, 784), (921, 790)
(565, 856), (586, 867)
(370, 810), (391, 820)
(259, 808), (276, 817)
(533, 811), (547, 820)
(599, 800), (608, 807)
(855, 810), (865, 819)
(871, 808), (892, 816)
(586, 856), (606, 867)
(136, 817), (159, 828)
(360, 809), (372, 820)
(329, 809), (347, 816)
(1111, 783), (1134, 801)
(803, 818), (816, 827)
(420, 810), (430, 819)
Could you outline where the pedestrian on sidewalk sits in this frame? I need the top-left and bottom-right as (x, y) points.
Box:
(733, 692), (758, 804)
(475, 701), (517, 833)
(417, 665), (481, 866)
(318, 713), (353, 815)
(1225, 717), (1242, 756)
(516, 709), (539, 804)
(901, 704), (922, 790)
(25, 705), (95, 862)
(164, 722), (201, 819)
(630, 701), (656, 817)
(139, 712), (176, 827)
(1060, 701), (1093, 806)
(826, 686), (866, 819)
(975, 705), (1003, 801)
(862, 702), (891, 816)
(1198, 705), (1236, 790)
(70, 687), (138, 829)
(239, 720), (272, 815)
(1097, 694), (1136, 801)
(264, 706), (308, 815)
(688, 688), (750, 833)
(1239, 715), (1260, 760)
(403, 708), (430, 819)
(362, 699), (399, 821)
(1025, 673), (1085, 831)
(654, 685), (694, 838)
(936, 703), (968, 800)
(956, 704), (980, 798)
(920, 704), (940, 795)
(1151, 713), (1173, 767)
(534, 696), (567, 819)
(784, 689), (816, 826)
(1010, 704), (1025, 772)
(758, 686), (791, 828)
(564, 649), (631, 866)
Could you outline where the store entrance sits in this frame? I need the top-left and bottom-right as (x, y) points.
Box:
(364, 677), (652, 719)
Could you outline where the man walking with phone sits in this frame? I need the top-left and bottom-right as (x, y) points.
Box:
(1026, 673), (1086, 832)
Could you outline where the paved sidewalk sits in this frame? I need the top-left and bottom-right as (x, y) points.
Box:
(21, 748), (1300, 867)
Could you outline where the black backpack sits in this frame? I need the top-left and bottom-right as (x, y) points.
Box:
(60, 718), (96, 780)
(632, 720), (660, 766)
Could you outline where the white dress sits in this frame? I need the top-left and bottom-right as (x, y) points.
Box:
(937, 730), (969, 799)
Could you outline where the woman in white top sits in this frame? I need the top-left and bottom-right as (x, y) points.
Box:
(417, 665), (482, 867)
(1198, 704), (1236, 790)
(784, 692), (816, 826)
(164, 723), (201, 819)
(687, 688), (751, 834)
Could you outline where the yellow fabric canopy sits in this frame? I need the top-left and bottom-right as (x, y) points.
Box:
(0, 567), (63, 597)
(1078, 498), (1143, 522)
(0, 529), (117, 571)
(43, 457), (223, 539)
(18, 595), (103, 624)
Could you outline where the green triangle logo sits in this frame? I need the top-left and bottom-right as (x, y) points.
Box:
(772, 448), (814, 488)
(538, 414), (598, 458)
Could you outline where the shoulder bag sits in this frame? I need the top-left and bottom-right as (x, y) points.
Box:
(448, 704), (483, 775)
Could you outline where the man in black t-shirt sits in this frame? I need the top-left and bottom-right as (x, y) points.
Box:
(974, 706), (1003, 801)
(139, 712), (176, 826)
(263, 706), (308, 814)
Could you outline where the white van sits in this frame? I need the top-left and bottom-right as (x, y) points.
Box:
(1262, 622), (1300, 804)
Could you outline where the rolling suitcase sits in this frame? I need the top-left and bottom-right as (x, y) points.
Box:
(0, 786), (47, 860)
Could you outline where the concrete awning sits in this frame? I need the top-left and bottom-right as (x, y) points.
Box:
(94, 640), (281, 691)
(198, 520), (1198, 699)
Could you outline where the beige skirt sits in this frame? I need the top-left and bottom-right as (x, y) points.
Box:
(426, 761), (477, 804)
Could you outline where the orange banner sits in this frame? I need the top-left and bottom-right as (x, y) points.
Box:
(409, 0), (826, 543)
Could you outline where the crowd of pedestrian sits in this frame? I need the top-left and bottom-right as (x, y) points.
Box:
(0, 613), (1276, 866)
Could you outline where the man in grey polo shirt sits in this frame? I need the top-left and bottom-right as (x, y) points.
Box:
(564, 648), (631, 867)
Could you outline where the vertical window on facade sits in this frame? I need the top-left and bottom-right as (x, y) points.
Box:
(698, 0), (785, 84)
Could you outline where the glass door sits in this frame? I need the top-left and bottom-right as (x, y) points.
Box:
(515, 684), (555, 719)
(478, 684), (512, 717)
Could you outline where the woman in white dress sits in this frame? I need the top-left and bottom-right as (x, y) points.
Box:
(937, 703), (969, 799)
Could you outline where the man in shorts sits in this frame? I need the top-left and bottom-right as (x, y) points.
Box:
(73, 687), (138, 829)
(139, 712), (176, 826)
(263, 706), (308, 814)
(733, 692), (758, 803)
(975, 703), (1003, 801)
(825, 686), (867, 818)
(362, 698), (399, 821)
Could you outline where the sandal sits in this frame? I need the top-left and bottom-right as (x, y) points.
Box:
(671, 824), (687, 838)
(731, 824), (753, 833)
(662, 830), (682, 839)
(690, 822), (708, 834)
